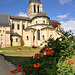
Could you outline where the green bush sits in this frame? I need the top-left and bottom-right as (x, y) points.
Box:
(28, 38), (75, 75)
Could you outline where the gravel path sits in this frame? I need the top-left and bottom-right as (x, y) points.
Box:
(0, 55), (23, 75)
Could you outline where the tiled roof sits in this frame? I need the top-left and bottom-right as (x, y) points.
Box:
(11, 32), (21, 36)
(29, 0), (41, 3)
(49, 20), (61, 25)
(32, 12), (50, 19)
(0, 14), (9, 25)
(10, 15), (31, 21)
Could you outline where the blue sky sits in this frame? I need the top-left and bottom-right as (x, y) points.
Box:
(0, 0), (75, 35)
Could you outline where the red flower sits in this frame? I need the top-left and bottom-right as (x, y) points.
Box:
(56, 66), (59, 69)
(29, 67), (33, 70)
(10, 69), (17, 74)
(67, 60), (74, 65)
(71, 60), (74, 64)
(45, 46), (50, 52)
(17, 66), (23, 72)
(45, 48), (50, 52)
(34, 53), (42, 58)
(39, 49), (43, 53)
(50, 50), (54, 55)
(52, 24), (58, 27)
(34, 63), (41, 68)
(46, 46), (50, 48)
(46, 50), (54, 55)
(34, 64), (39, 68)
(23, 73), (26, 75)
(32, 46), (37, 48)
(30, 74), (32, 75)
(67, 62), (70, 65)
(37, 63), (41, 66)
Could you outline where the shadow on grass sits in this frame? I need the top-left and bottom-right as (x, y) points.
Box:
(0, 54), (34, 72)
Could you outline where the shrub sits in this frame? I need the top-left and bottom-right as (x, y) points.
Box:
(11, 37), (75, 75)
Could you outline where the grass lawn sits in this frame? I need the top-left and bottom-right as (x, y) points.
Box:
(0, 46), (41, 57)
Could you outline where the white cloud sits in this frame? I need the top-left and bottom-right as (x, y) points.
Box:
(60, 20), (75, 34)
(55, 13), (70, 20)
(17, 11), (27, 17)
(59, 0), (72, 5)
(70, 18), (75, 20)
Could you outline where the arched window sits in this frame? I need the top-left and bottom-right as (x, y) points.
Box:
(27, 36), (29, 40)
(37, 29), (40, 40)
(17, 24), (20, 30)
(36, 21), (37, 24)
(37, 6), (39, 13)
(34, 5), (36, 13)
(33, 36), (35, 40)
(43, 20), (45, 23)
(23, 25), (25, 30)
(12, 24), (14, 29)
(16, 38), (18, 42)
(43, 35), (45, 40)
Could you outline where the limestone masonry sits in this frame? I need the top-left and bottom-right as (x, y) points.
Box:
(0, 0), (61, 47)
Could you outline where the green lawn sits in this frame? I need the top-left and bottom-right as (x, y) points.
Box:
(1, 46), (41, 50)
(0, 46), (41, 57)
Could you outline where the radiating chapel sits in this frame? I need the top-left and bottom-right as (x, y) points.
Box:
(0, 0), (61, 47)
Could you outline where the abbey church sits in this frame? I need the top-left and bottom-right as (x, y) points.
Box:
(0, 0), (61, 48)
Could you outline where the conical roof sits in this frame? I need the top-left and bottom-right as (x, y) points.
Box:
(32, 12), (50, 19)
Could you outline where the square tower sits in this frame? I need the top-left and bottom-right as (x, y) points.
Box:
(27, 0), (43, 19)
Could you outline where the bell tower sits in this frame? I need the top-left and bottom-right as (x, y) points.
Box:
(27, 0), (43, 19)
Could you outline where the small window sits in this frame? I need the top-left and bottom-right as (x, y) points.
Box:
(37, 29), (40, 40)
(1, 42), (3, 44)
(12, 24), (14, 29)
(33, 36), (35, 40)
(1, 34), (2, 36)
(17, 24), (20, 30)
(23, 25), (25, 30)
(16, 38), (18, 42)
(36, 21), (37, 24)
(43, 20), (45, 23)
(27, 36), (29, 40)
(43, 35), (45, 40)
(1, 39), (3, 41)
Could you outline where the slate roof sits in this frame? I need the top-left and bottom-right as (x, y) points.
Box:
(49, 20), (61, 25)
(32, 12), (50, 19)
(10, 15), (31, 21)
(29, 0), (41, 3)
(0, 14), (9, 25)
(11, 32), (21, 36)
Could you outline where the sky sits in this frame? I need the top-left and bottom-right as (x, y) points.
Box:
(0, 0), (75, 35)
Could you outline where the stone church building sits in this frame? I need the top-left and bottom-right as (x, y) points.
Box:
(0, 0), (61, 48)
